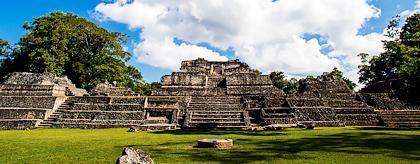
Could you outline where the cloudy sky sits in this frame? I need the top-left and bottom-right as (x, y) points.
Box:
(1, 0), (419, 85)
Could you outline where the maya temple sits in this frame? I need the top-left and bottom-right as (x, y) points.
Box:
(0, 58), (419, 130)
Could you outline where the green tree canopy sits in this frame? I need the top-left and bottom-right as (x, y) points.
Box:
(269, 71), (299, 94)
(358, 13), (420, 100)
(320, 67), (357, 90)
(270, 68), (356, 95)
(0, 11), (143, 90)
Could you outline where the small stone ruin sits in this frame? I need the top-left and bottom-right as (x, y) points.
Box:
(197, 139), (233, 149)
(0, 58), (419, 129)
(89, 83), (134, 96)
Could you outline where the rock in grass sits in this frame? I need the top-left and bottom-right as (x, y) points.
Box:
(306, 123), (315, 130)
(128, 126), (138, 132)
(116, 147), (154, 164)
(297, 123), (306, 128)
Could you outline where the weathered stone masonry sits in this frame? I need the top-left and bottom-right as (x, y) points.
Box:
(0, 58), (419, 129)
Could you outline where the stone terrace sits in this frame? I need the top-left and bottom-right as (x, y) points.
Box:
(1, 59), (419, 129)
(47, 96), (186, 129)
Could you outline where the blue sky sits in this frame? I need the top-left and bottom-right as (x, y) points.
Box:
(0, 0), (418, 83)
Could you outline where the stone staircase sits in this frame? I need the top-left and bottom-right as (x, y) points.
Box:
(38, 98), (72, 128)
(288, 98), (344, 127)
(260, 107), (297, 125)
(51, 97), (145, 128)
(377, 110), (420, 128)
(185, 96), (247, 128)
(327, 99), (380, 126)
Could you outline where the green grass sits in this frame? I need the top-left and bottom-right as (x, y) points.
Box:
(0, 127), (419, 164)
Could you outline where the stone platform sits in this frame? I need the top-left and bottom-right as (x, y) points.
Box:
(1, 59), (419, 129)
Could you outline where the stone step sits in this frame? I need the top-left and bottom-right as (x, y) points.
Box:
(382, 118), (420, 121)
(188, 122), (246, 128)
(261, 118), (298, 124)
(297, 121), (345, 127)
(54, 119), (146, 124)
(186, 126), (247, 129)
(191, 118), (242, 122)
(145, 119), (169, 124)
(37, 124), (52, 128)
(43, 119), (55, 122)
(192, 114), (242, 119)
(377, 110), (420, 114)
(385, 123), (420, 128)
(343, 121), (380, 126)
(262, 113), (295, 118)
(333, 108), (374, 114)
(190, 100), (241, 103)
(51, 123), (142, 128)
(380, 115), (420, 119)
(188, 104), (241, 108)
(191, 111), (242, 115)
(193, 112), (241, 115)
(188, 108), (243, 111)
(263, 108), (293, 113)
(192, 97), (240, 100)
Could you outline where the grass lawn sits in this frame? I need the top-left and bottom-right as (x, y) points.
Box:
(0, 127), (419, 164)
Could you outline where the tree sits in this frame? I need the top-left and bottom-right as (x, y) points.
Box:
(0, 38), (15, 80)
(283, 77), (299, 94)
(269, 71), (298, 94)
(320, 67), (357, 90)
(0, 12), (143, 90)
(358, 13), (420, 100)
(132, 82), (162, 95)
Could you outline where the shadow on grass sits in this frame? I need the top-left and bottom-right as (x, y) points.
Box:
(353, 126), (420, 131)
(136, 130), (420, 163)
(151, 129), (287, 136)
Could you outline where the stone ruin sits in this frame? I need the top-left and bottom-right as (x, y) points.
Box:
(89, 83), (134, 96)
(0, 58), (419, 130)
(152, 58), (282, 96)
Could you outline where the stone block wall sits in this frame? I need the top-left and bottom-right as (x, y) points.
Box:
(0, 96), (60, 129)
(89, 83), (133, 96)
(71, 97), (111, 104)
(227, 86), (282, 95)
(0, 120), (39, 130)
(287, 98), (325, 107)
(0, 85), (54, 96)
(360, 93), (418, 110)
(226, 74), (272, 86)
(4, 72), (55, 85)
(297, 79), (352, 95)
(293, 108), (338, 121)
(0, 96), (57, 109)
(51, 96), (187, 128)
(161, 73), (207, 87)
(0, 108), (48, 119)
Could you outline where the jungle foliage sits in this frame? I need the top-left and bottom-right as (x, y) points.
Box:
(0, 12), (159, 93)
(358, 13), (420, 100)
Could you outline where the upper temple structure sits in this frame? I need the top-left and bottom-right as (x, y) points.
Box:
(152, 58), (282, 96)
(0, 58), (419, 130)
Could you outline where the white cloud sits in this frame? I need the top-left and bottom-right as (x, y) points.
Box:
(417, 0), (420, 9)
(95, 0), (386, 82)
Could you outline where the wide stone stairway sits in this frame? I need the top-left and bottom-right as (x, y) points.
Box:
(185, 96), (248, 128)
(50, 97), (146, 128)
(377, 110), (420, 128)
(288, 98), (344, 127)
(326, 94), (380, 126)
(258, 98), (297, 125)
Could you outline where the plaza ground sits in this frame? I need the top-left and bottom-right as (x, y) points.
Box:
(0, 127), (419, 163)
